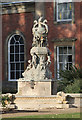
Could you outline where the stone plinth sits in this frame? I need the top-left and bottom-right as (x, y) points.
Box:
(17, 81), (52, 96)
(15, 96), (69, 110)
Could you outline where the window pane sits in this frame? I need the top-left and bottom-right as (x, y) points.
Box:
(67, 11), (72, 19)
(59, 47), (63, 54)
(59, 55), (63, 62)
(67, 3), (72, 10)
(67, 63), (72, 70)
(58, 4), (62, 12)
(16, 71), (20, 79)
(10, 72), (15, 79)
(15, 45), (19, 53)
(10, 46), (14, 53)
(63, 47), (67, 54)
(15, 54), (19, 61)
(68, 55), (72, 62)
(11, 63), (15, 70)
(58, 12), (62, 20)
(63, 55), (68, 62)
(63, 12), (68, 19)
(20, 45), (24, 52)
(10, 37), (15, 44)
(19, 37), (24, 44)
(62, 3), (67, 11)
(68, 47), (72, 54)
(59, 63), (63, 70)
(10, 54), (14, 62)
(16, 63), (20, 70)
(20, 54), (24, 61)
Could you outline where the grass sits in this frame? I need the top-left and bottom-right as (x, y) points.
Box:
(2, 113), (81, 120)
(14, 112), (80, 118)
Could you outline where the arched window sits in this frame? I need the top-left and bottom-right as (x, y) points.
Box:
(8, 34), (25, 81)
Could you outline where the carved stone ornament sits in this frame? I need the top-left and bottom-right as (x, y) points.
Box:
(19, 17), (52, 81)
(32, 17), (48, 47)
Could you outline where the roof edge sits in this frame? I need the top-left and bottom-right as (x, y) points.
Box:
(0, 0), (34, 5)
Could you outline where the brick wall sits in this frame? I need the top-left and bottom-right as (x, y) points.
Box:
(45, 2), (81, 77)
(2, 12), (34, 93)
(2, 2), (82, 93)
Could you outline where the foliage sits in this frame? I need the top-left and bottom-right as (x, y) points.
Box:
(1, 94), (16, 107)
(57, 65), (82, 93)
(2, 95), (11, 107)
(65, 79), (81, 93)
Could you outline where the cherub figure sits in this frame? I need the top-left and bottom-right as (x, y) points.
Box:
(27, 60), (32, 70)
(32, 53), (38, 69)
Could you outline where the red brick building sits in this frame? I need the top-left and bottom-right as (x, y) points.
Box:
(1, 1), (82, 94)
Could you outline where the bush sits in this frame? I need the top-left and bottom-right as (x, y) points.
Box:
(1, 94), (16, 107)
(65, 79), (80, 93)
(2, 95), (11, 107)
(57, 65), (82, 93)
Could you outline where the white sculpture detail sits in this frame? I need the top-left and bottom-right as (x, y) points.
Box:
(21, 17), (52, 81)
(32, 17), (48, 47)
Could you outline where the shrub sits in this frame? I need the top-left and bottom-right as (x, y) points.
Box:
(2, 95), (11, 107)
(1, 94), (16, 107)
(57, 65), (82, 93)
(65, 79), (80, 93)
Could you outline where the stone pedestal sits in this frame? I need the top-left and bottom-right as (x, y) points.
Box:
(17, 80), (52, 96)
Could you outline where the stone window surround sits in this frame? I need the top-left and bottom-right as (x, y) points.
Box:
(1, 2), (35, 15)
(5, 30), (26, 82)
(53, 40), (75, 79)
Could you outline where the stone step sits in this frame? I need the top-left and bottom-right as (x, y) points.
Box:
(15, 96), (69, 110)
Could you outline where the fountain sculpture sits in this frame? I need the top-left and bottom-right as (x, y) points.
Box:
(15, 17), (69, 110)
(17, 17), (52, 96)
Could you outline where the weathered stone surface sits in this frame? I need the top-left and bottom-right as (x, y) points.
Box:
(56, 91), (68, 104)
(22, 47), (52, 81)
(17, 81), (52, 96)
(17, 17), (52, 96)
(18, 17), (52, 82)
(16, 17), (70, 110)
(15, 95), (69, 110)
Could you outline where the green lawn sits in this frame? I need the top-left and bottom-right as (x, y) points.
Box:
(14, 113), (80, 118)
(2, 113), (81, 120)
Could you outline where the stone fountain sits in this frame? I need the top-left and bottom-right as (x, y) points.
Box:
(15, 17), (69, 110)
(17, 17), (52, 96)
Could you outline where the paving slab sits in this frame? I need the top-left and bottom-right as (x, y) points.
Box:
(2, 107), (80, 118)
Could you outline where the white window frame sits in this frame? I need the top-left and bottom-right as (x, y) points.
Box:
(8, 34), (25, 81)
(57, 46), (73, 79)
(56, 0), (72, 22)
